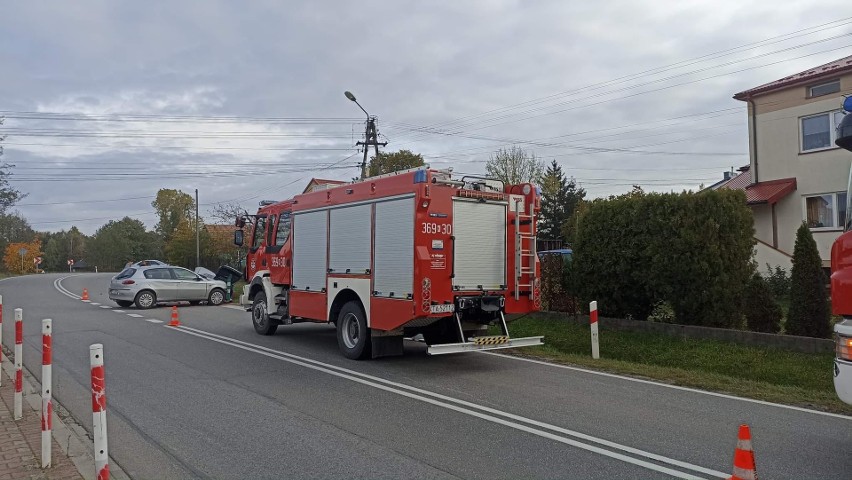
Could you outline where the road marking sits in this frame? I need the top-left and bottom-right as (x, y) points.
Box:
(99, 306), (112, 309)
(221, 305), (245, 311)
(113, 310), (125, 313)
(145, 319), (163, 324)
(82, 300), (91, 303)
(90, 302), (100, 306)
(171, 325), (726, 479)
(481, 352), (852, 420)
(127, 314), (143, 318)
(53, 277), (81, 300)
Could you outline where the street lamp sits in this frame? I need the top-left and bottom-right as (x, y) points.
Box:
(344, 91), (387, 180)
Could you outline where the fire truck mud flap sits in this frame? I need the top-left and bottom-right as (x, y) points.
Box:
(426, 336), (544, 355)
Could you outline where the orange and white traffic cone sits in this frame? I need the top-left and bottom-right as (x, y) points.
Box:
(729, 424), (757, 480)
(168, 306), (180, 327)
(81, 289), (89, 301)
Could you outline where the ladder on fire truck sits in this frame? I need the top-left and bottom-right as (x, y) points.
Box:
(514, 197), (536, 301)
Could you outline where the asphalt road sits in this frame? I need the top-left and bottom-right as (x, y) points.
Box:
(1, 273), (849, 479)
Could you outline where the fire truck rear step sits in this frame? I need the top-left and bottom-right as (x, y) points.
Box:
(427, 311), (543, 355)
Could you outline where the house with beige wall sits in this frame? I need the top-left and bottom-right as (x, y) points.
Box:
(719, 54), (852, 269)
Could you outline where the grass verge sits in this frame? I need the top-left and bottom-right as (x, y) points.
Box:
(493, 312), (851, 414)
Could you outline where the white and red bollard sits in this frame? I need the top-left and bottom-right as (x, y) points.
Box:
(90, 344), (109, 480)
(42, 319), (52, 468)
(590, 301), (600, 359)
(14, 308), (23, 420)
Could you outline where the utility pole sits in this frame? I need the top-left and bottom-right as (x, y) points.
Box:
(195, 189), (200, 268)
(345, 91), (387, 180)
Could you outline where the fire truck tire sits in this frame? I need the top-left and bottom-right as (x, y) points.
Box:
(336, 301), (371, 360)
(252, 292), (278, 336)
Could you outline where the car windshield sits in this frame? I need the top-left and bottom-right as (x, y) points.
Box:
(115, 268), (136, 280)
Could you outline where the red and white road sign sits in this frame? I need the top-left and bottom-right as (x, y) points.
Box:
(34, 256), (42, 264)
(67, 259), (74, 266)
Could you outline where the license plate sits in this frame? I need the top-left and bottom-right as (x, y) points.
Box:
(430, 304), (455, 314)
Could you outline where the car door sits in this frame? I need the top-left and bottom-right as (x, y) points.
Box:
(171, 267), (208, 301)
(142, 268), (179, 301)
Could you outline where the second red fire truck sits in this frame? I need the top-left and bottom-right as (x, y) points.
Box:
(235, 167), (544, 359)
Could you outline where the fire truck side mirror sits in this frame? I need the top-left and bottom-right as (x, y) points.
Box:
(234, 230), (244, 247)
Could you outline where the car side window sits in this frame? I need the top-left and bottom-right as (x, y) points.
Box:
(143, 268), (172, 280)
(116, 268), (136, 280)
(276, 212), (291, 246)
(171, 268), (198, 281)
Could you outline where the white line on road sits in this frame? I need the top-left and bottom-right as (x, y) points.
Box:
(113, 310), (125, 313)
(145, 319), (163, 324)
(221, 305), (245, 311)
(53, 277), (81, 300)
(171, 325), (726, 479)
(127, 314), (143, 318)
(90, 302), (100, 306)
(99, 306), (112, 309)
(481, 352), (852, 420)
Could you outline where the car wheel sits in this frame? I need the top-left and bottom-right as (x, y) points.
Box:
(115, 300), (133, 308)
(208, 288), (225, 306)
(252, 292), (277, 335)
(134, 290), (157, 309)
(336, 301), (370, 360)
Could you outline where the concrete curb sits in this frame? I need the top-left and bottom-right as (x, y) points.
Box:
(2, 345), (131, 480)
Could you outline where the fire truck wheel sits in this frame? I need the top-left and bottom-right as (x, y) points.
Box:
(252, 292), (278, 336)
(337, 301), (370, 360)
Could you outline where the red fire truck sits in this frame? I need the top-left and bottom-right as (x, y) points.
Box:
(831, 99), (852, 404)
(234, 167), (544, 359)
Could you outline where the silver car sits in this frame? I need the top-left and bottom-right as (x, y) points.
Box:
(109, 265), (227, 309)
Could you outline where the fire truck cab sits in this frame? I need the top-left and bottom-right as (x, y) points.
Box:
(831, 99), (852, 404)
(235, 167), (544, 359)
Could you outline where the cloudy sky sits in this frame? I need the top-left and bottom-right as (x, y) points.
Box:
(2, 1), (851, 234)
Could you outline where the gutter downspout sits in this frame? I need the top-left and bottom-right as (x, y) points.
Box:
(747, 98), (758, 183)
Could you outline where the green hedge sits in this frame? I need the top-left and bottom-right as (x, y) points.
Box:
(572, 189), (754, 328)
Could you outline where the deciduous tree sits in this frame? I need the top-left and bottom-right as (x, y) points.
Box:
(485, 146), (544, 185)
(368, 150), (425, 177)
(3, 238), (42, 274)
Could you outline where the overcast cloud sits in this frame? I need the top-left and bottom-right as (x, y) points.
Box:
(1, 0), (851, 233)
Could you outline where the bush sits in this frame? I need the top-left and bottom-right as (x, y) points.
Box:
(647, 301), (676, 323)
(764, 263), (791, 300)
(786, 224), (830, 338)
(572, 189), (755, 327)
(744, 274), (782, 333)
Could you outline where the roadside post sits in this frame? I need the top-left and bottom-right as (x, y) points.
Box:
(90, 344), (109, 480)
(590, 301), (600, 359)
(14, 308), (23, 419)
(42, 319), (52, 468)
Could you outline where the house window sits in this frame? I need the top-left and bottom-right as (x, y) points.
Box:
(805, 192), (847, 229)
(808, 80), (840, 98)
(801, 111), (844, 152)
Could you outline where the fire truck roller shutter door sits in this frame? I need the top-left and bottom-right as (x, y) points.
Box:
(452, 199), (507, 291)
(374, 196), (414, 298)
(292, 210), (328, 291)
(329, 204), (372, 274)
